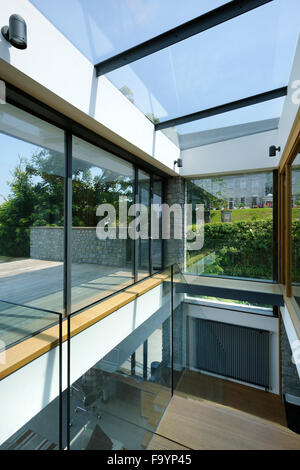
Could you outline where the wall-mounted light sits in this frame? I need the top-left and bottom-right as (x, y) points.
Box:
(1, 14), (27, 50)
(269, 145), (281, 157)
(174, 158), (183, 168)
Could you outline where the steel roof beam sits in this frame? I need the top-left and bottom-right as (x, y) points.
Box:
(95, 0), (273, 76)
(155, 86), (288, 131)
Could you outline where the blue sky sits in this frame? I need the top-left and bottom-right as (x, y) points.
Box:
(30, 0), (226, 63)
(0, 133), (39, 200)
(29, 0), (300, 127)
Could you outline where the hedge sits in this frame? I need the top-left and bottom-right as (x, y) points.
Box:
(188, 220), (300, 280)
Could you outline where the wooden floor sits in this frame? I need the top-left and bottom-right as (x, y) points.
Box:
(148, 434), (190, 450)
(175, 370), (287, 426)
(148, 395), (300, 450)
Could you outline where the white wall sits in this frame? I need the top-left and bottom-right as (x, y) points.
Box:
(0, 0), (179, 175)
(181, 129), (278, 177)
(277, 38), (300, 157)
(185, 301), (279, 394)
(93, 76), (180, 169)
(0, 282), (178, 445)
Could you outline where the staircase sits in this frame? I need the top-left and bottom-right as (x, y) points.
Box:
(3, 427), (58, 450)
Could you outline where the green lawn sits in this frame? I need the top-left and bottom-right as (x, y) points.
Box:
(292, 207), (300, 221)
(205, 207), (300, 223)
(210, 208), (273, 223)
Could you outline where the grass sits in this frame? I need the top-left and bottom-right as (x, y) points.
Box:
(0, 256), (24, 263)
(186, 248), (214, 267)
(209, 207), (273, 223)
(191, 295), (271, 308)
(292, 207), (300, 221)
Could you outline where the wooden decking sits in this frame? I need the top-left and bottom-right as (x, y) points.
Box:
(0, 259), (134, 347)
(148, 395), (300, 450)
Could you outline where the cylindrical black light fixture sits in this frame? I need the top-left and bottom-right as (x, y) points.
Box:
(269, 145), (281, 157)
(1, 14), (27, 50)
(174, 158), (183, 168)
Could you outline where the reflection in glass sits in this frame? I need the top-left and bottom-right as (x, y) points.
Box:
(69, 279), (172, 450)
(106, 0), (300, 122)
(291, 154), (300, 309)
(186, 172), (274, 280)
(0, 307), (62, 449)
(137, 170), (150, 280)
(0, 103), (65, 347)
(30, 0), (226, 63)
(177, 98), (284, 150)
(71, 136), (134, 312)
(152, 176), (163, 272)
(186, 295), (273, 312)
(0, 390), (61, 450)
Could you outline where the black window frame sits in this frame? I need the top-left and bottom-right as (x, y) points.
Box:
(3, 80), (167, 317)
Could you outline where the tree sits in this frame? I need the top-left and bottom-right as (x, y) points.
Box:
(0, 148), (134, 256)
(0, 157), (36, 256)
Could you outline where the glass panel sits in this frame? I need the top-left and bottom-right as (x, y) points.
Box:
(69, 270), (172, 450)
(186, 172), (274, 280)
(0, 308), (62, 449)
(176, 98), (284, 150)
(0, 301), (59, 349)
(106, 0), (299, 122)
(152, 176), (163, 272)
(0, 103), (65, 316)
(30, 0), (226, 63)
(291, 153), (300, 309)
(178, 316), (270, 395)
(185, 295), (273, 313)
(71, 136), (134, 313)
(137, 170), (150, 280)
(173, 265), (273, 422)
(281, 315), (300, 433)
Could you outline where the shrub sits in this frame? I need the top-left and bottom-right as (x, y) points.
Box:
(188, 220), (275, 279)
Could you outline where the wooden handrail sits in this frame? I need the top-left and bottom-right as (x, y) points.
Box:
(0, 273), (168, 380)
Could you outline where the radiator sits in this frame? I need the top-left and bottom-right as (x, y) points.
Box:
(195, 318), (269, 388)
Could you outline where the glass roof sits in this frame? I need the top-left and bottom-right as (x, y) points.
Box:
(30, 0), (226, 63)
(106, 0), (300, 123)
(179, 118), (280, 150)
(177, 96), (284, 149)
(30, 0), (299, 134)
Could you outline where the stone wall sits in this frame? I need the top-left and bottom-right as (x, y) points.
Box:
(164, 177), (185, 268)
(30, 227), (64, 262)
(30, 227), (132, 267)
(281, 318), (300, 398)
(30, 177), (187, 270)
